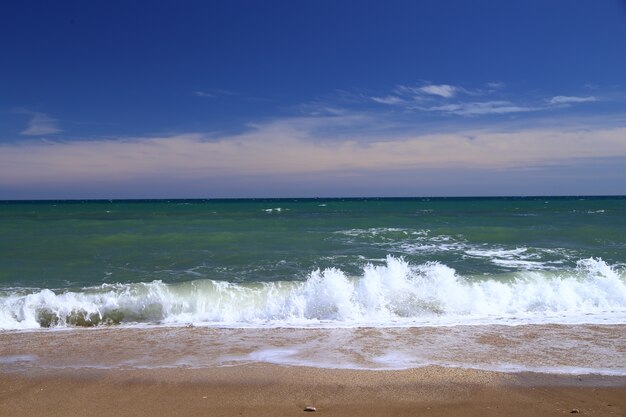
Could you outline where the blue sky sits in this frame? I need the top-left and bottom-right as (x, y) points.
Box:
(1, 0), (626, 198)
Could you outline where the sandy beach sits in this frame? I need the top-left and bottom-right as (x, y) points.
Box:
(1, 365), (625, 417)
(1, 326), (625, 417)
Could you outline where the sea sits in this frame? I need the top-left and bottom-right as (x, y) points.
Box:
(1, 197), (625, 375)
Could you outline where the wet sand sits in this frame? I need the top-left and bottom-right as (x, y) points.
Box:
(2, 324), (625, 373)
(2, 326), (625, 416)
(1, 365), (625, 417)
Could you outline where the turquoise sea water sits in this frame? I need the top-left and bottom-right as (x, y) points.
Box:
(1, 197), (625, 329)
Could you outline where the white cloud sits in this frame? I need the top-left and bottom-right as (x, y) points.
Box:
(20, 112), (61, 136)
(2, 116), (626, 186)
(193, 89), (238, 98)
(193, 91), (215, 98)
(390, 82), (499, 102)
(392, 83), (462, 99)
(419, 84), (458, 98)
(548, 96), (597, 105)
(376, 83), (603, 116)
(393, 85), (421, 96)
(423, 101), (537, 116)
(486, 82), (506, 90)
(370, 95), (405, 105)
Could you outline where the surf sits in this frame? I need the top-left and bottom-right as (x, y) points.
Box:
(1, 256), (625, 330)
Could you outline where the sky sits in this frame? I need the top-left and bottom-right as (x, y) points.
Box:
(1, 0), (626, 199)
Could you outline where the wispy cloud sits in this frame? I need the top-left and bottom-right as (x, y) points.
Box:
(486, 82), (506, 90)
(370, 95), (405, 105)
(2, 113), (626, 187)
(392, 83), (464, 99)
(193, 91), (215, 98)
(366, 82), (605, 117)
(193, 88), (237, 98)
(418, 84), (458, 98)
(422, 101), (538, 116)
(370, 82), (504, 106)
(19, 111), (61, 136)
(548, 95), (597, 105)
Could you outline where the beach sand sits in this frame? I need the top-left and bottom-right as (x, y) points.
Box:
(1, 365), (624, 417)
(2, 326), (625, 416)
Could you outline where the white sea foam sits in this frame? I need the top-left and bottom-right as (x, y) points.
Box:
(335, 227), (414, 238)
(334, 228), (576, 269)
(1, 257), (625, 330)
(263, 207), (284, 213)
(465, 247), (560, 269)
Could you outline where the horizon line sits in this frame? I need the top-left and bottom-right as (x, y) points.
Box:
(1, 194), (625, 203)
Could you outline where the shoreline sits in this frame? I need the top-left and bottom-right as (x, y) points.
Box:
(1, 365), (624, 417)
(2, 324), (625, 375)
(2, 325), (625, 415)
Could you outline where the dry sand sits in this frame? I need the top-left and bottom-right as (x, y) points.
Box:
(1, 365), (624, 417)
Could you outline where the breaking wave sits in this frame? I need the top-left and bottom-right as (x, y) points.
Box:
(1, 257), (625, 330)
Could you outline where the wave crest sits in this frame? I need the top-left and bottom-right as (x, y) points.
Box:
(1, 257), (625, 329)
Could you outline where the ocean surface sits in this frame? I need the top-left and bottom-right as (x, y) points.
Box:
(1, 197), (625, 374)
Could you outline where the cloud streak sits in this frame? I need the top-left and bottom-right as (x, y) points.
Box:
(367, 82), (604, 117)
(193, 89), (238, 98)
(548, 95), (597, 105)
(193, 91), (215, 98)
(419, 84), (458, 98)
(2, 116), (626, 187)
(370, 95), (405, 105)
(19, 111), (61, 136)
(421, 101), (538, 116)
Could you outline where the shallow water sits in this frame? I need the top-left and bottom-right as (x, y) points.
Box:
(2, 324), (625, 375)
